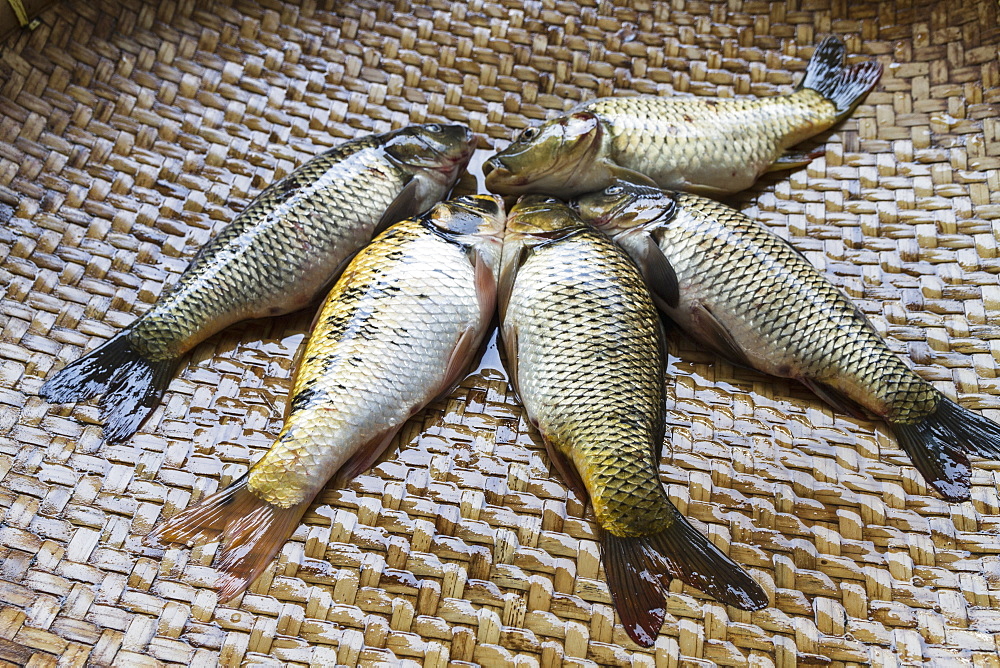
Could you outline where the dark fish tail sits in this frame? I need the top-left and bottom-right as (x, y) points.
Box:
(601, 514), (768, 647)
(40, 330), (178, 442)
(145, 474), (311, 602)
(890, 397), (1000, 502)
(798, 35), (883, 123)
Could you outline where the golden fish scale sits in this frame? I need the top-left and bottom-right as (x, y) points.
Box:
(507, 230), (672, 537)
(130, 137), (414, 361)
(246, 218), (482, 507)
(585, 90), (836, 192)
(665, 193), (939, 423)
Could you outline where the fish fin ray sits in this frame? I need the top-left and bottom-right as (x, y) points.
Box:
(797, 378), (871, 420)
(601, 530), (667, 647)
(375, 177), (420, 233)
(689, 304), (754, 369)
(797, 36), (883, 122)
(766, 148), (825, 172)
(41, 330), (178, 443)
(146, 474), (312, 602)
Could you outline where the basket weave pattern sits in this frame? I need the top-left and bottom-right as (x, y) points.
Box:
(1, 0), (999, 665)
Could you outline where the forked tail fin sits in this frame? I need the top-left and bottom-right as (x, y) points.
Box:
(798, 36), (883, 123)
(601, 514), (767, 647)
(146, 474), (312, 601)
(890, 397), (1000, 502)
(39, 330), (178, 443)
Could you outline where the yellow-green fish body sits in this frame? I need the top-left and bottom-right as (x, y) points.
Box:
(484, 37), (881, 199)
(147, 195), (505, 599)
(41, 124), (474, 442)
(499, 196), (766, 647)
(573, 181), (1000, 502)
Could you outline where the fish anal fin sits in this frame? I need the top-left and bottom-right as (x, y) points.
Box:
(798, 377), (871, 420)
(332, 428), (402, 488)
(146, 474), (312, 602)
(689, 304), (754, 369)
(538, 431), (588, 503)
(375, 177), (420, 233)
(767, 148), (825, 173)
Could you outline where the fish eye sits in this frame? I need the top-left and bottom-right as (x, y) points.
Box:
(605, 185), (623, 196)
(427, 124), (442, 133)
(519, 126), (540, 142)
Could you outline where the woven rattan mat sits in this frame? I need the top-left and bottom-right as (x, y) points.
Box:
(2, 0), (999, 665)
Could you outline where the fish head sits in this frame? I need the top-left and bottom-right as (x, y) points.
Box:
(426, 195), (507, 268)
(572, 180), (678, 234)
(385, 124), (477, 203)
(483, 112), (606, 198)
(505, 195), (586, 239)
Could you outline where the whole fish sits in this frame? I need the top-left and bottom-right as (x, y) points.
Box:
(573, 181), (1000, 502)
(484, 36), (882, 198)
(41, 124), (475, 442)
(499, 196), (766, 647)
(146, 195), (505, 600)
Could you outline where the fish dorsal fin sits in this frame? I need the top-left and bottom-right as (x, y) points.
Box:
(375, 177), (421, 233)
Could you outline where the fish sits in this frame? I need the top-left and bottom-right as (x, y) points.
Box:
(40, 124), (475, 442)
(572, 180), (1000, 502)
(498, 196), (767, 647)
(484, 36), (882, 199)
(145, 195), (506, 600)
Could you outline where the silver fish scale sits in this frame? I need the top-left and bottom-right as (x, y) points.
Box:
(129, 138), (414, 361)
(506, 230), (674, 537)
(583, 93), (828, 193)
(247, 219), (483, 507)
(662, 194), (939, 423)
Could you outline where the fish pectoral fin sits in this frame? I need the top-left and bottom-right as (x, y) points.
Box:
(689, 304), (754, 369)
(439, 326), (482, 398)
(767, 148), (824, 173)
(628, 232), (680, 309)
(470, 244), (499, 328)
(605, 163), (659, 188)
(333, 427), (403, 487)
(375, 177), (421, 233)
(499, 324), (522, 403)
(145, 473), (313, 603)
(497, 239), (530, 322)
(798, 377), (871, 420)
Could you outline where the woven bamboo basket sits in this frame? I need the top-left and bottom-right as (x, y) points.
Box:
(1, 0), (999, 665)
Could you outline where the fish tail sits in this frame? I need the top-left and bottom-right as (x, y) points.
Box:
(146, 474), (311, 601)
(600, 515), (768, 647)
(40, 330), (178, 443)
(890, 397), (1000, 502)
(798, 36), (883, 122)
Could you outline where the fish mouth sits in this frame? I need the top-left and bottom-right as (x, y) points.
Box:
(484, 159), (530, 192)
